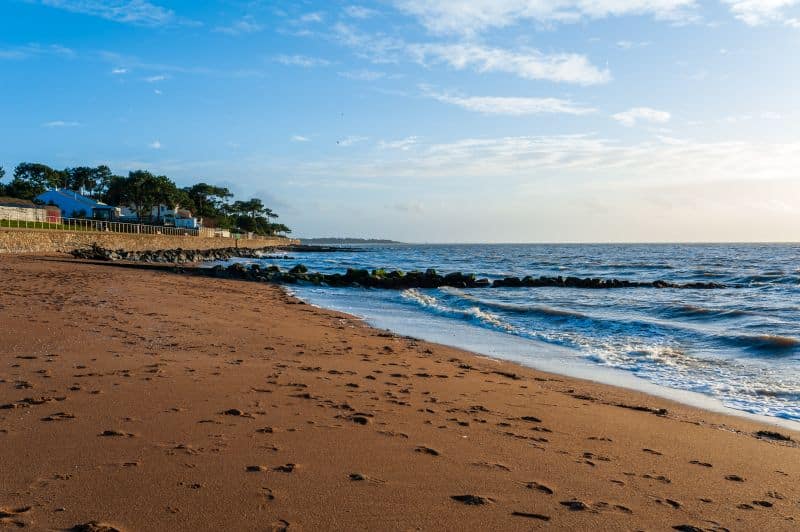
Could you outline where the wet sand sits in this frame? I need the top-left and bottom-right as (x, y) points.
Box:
(1, 254), (799, 531)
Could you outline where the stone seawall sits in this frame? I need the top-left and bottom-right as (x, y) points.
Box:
(0, 228), (296, 254)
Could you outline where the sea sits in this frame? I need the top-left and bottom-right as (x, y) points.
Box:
(222, 244), (800, 427)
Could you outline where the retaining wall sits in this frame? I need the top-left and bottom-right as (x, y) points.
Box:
(0, 206), (50, 223)
(0, 228), (296, 254)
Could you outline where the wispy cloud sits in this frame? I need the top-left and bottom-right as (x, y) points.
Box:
(274, 54), (331, 67)
(144, 74), (166, 82)
(379, 136), (418, 150)
(612, 107), (671, 127)
(42, 120), (81, 128)
(111, 67), (128, 74)
(409, 42), (611, 85)
(291, 135), (310, 142)
(0, 43), (75, 60)
(298, 12), (324, 24)
(722, 0), (800, 26)
(214, 16), (263, 36)
(421, 86), (596, 116)
(338, 69), (386, 81)
(148, 140), (162, 149)
(616, 40), (652, 50)
(289, 134), (800, 189)
(392, 0), (698, 36)
(332, 24), (611, 85)
(344, 5), (378, 19)
(37, 0), (184, 27)
(337, 135), (368, 147)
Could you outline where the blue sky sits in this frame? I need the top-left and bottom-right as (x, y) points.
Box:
(2, 0), (800, 242)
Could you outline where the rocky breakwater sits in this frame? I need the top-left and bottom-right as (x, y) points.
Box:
(207, 264), (728, 290)
(70, 243), (274, 263)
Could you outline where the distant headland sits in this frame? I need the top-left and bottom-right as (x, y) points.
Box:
(300, 237), (403, 245)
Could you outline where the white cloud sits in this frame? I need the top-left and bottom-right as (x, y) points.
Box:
(0, 50), (28, 60)
(616, 40), (651, 49)
(337, 135), (368, 147)
(422, 87), (595, 115)
(111, 67), (128, 74)
(42, 120), (81, 127)
(409, 42), (611, 85)
(38, 0), (178, 26)
(612, 107), (671, 126)
(724, 111), (783, 123)
(274, 54), (331, 67)
(214, 16), (263, 35)
(148, 140), (162, 149)
(291, 135), (310, 142)
(145, 74), (166, 82)
(379, 136), (419, 150)
(393, 0), (698, 36)
(0, 43), (75, 60)
(338, 69), (386, 81)
(344, 5), (377, 19)
(299, 12), (324, 23)
(289, 134), (800, 190)
(722, 0), (800, 26)
(330, 24), (610, 84)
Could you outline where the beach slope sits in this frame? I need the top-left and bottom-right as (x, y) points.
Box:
(1, 255), (798, 531)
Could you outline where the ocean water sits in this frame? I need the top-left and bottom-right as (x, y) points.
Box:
(228, 244), (800, 424)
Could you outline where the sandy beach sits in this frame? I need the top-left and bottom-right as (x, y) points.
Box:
(1, 254), (799, 531)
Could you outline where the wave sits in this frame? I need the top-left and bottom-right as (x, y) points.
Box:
(603, 263), (675, 270)
(400, 289), (513, 332)
(733, 274), (800, 286)
(659, 304), (751, 321)
(727, 334), (800, 356)
(439, 287), (588, 319)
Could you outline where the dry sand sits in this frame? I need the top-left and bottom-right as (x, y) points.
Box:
(1, 255), (799, 531)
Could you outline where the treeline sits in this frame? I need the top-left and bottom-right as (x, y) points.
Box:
(0, 163), (289, 236)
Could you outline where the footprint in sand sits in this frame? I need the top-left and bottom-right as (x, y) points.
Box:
(689, 460), (713, 468)
(524, 481), (554, 495)
(70, 522), (122, 532)
(99, 430), (135, 438)
(0, 506), (31, 528)
(511, 511), (549, 521)
(221, 408), (254, 418)
(451, 495), (493, 506)
(471, 462), (511, 472)
(642, 473), (671, 484)
(267, 519), (292, 531)
(751, 500), (773, 508)
(560, 500), (589, 511)
(41, 412), (75, 421)
(657, 499), (682, 509)
(414, 446), (440, 456)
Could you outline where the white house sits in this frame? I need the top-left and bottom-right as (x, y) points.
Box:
(120, 204), (200, 228)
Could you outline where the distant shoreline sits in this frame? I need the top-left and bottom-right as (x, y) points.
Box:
(300, 237), (404, 245)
